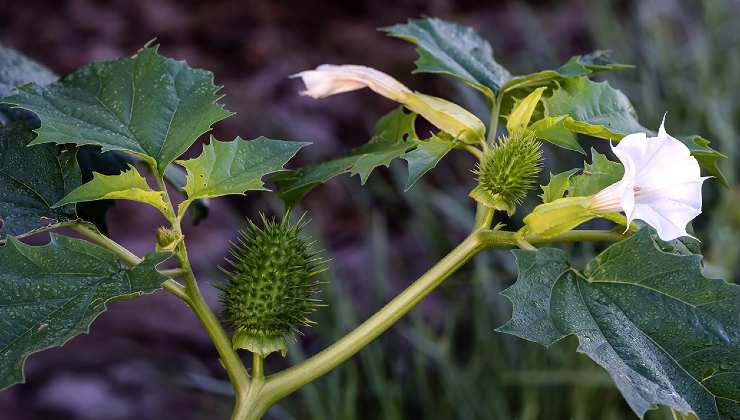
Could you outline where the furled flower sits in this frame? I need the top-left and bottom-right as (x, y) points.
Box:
(292, 64), (411, 102)
(292, 64), (485, 143)
(589, 118), (707, 241)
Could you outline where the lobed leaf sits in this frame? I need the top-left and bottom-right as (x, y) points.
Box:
(499, 229), (740, 419)
(539, 168), (579, 203)
(177, 136), (308, 205)
(501, 50), (632, 94)
(54, 164), (168, 214)
(274, 107), (420, 205)
(381, 17), (512, 100)
(403, 134), (455, 191)
(568, 148), (624, 197)
(1, 45), (232, 172)
(529, 116), (584, 155)
(0, 123), (79, 240)
(0, 234), (171, 390)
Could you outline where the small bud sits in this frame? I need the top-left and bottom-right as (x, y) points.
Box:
(156, 226), (181, 251)
(219, 214), (327, 357)
(470, 130), (543, 215)
(523, 196), (595, 238)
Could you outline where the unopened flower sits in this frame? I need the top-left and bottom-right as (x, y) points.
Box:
(589, 118), (707, 241)
(292, 64), (411, 102)
(292, 64), (484, 143)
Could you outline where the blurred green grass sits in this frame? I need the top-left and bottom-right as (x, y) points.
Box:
(229, 1), (740, 418)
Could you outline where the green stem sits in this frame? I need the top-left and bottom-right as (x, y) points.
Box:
(477, 229), (629, 247)
(252, 353), (264, 380)
(257, 232), (485, 412)
(486, 93), (504, 145)
(473, 205), (495, 230)
(70, 222), (190, 303)
(152, 167), (251, 408)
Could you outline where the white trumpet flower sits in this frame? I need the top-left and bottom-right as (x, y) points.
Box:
(589, 118), (707, 241)
(292, 64), (411, 102)
(291, 64), (485, 143)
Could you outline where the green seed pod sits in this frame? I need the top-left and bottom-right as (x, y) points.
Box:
(469, 129), (543, 215)
(219, 213), (327, 357)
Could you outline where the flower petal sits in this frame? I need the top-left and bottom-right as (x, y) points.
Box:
(291, 64), (411, 102)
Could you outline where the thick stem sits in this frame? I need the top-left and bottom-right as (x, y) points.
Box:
(227, 227), (628, 418)
(258, 232), (485, 407)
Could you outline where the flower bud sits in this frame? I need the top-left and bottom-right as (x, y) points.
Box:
(156, 226), (181, 251)
(470, 130), (543, 215)
(220, 214), (327, 357)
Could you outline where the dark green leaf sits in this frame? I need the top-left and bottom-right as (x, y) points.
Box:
(568, 149), (624, 197)
(539, 168), (579, 203)
(403, 134), (455, 191)
(274, 108), (419, 206)
(2, 45), (232, 172)
(0, 45), (57, 126)
(499, 230), (740, 419)
(543, 77), (645, 140)
(501, 50), (632, 94)
(0, 123), (80, 240)
(0, 234), (171, 390)
(274, 139), (415, 206)
(381, 17), (512, 99)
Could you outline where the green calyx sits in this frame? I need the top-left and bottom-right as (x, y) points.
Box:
(219, 213), (327, 357)
(470, 129), (543, 215)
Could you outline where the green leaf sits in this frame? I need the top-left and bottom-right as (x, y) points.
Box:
(373, 105), (417, 142)
(274, 139), (415, 206)
(54, 164), (167, 214)
(543, 77), (645, 140)
(498, 230), (740, 419)
(529, 116), (585, 154)
(568, 149), (624, 197)
(350, 138), (413, 184)
(177, 136), (308, 203)
(542, 77), (725, 182)
(0, 45), (57, 126)
(539, 169), (579, 203)
(0, 123), (80, 240)
(2, 45), (232, 172)
(381, 17), (512, 99)
(274, 108), (419, 206)
(678, 135), (728, 187)
(403, 134), (456, 191)
(501, 50), (632, 94)
(0, 234), (171, 390)
(506, 87), (546, 132)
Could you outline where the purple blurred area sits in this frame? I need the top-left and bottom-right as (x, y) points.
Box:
(0, 1), (646, 419)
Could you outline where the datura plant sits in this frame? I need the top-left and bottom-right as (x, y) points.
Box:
(0, 17), (737, 420)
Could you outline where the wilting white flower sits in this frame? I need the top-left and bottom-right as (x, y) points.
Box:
(291, 64), (485, 143)
(589, 118), (707, 241)
(292, 64), (411, 102)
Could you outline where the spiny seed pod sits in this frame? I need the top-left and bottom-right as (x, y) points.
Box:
(469, 129), (542, 215)
(219, 213), (327, 357)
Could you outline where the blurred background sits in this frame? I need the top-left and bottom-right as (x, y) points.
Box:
(1, 0), (738, 419)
